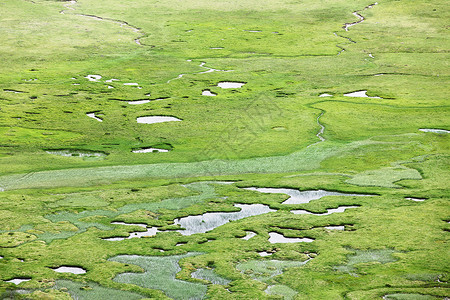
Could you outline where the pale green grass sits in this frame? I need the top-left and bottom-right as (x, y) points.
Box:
(384, 294), (440, 300)
(109, 253), (207, 300)
(333, 249), (398, 274)
(346, 166), (422, 188)
(236, 259), (310, 283)
(191, 268), (231, 285)
(265, 284), (298, 300)
(55, 280), (145, 300)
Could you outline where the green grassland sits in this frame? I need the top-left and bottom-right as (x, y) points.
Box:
(0, 0), (448, 299)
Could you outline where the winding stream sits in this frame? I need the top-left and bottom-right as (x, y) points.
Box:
(291, 205), (359, 215)
(59, 0), (145, 46)
(334, 3), (378, 54)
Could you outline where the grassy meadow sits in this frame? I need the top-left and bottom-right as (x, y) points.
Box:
(0, 0), (448, 299)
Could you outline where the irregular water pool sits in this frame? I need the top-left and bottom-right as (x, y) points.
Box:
(174, 204), (276, 235)
(268, 232), (314, 243)
(136, 116), (181, 124)
(243, 187), (373, 204)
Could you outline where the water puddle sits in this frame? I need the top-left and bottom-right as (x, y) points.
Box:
(258, 251), (273, 257)
(241, 231), (257, 240)
(243, 187), (373, 205)
(6, 278), (31, 285)
(291, 205), (359, 215)
(45, 149), (107, 158)
(344, 90), (381, 98)
(104, 222), (159, 241)
(191, 268), (231, 285)
(419, 129), (450, 134)
(217, 82), (246, 89)
(111, 221), (147, 228)
(85, 75), (102, 82)
(107, 85), (114, 89)
(268, 232), (314, 243)
(132, 148), (169, 153)
(324, 225), (345, 230)
(127, 100), (150, 105)
(53, 266), (86, 274)
(202, 89), (217, 96)
(86, 112), (103, 122)
(319, 93), (333, 97)
(174, 204), (276, 236)
(405, 197), (426, 202)
(136, 116), (181, 124)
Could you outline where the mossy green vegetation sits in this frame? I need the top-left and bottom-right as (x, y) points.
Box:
(0, 0), (448, 299)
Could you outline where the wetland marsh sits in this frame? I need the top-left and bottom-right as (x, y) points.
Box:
(0, 0), (448, 299)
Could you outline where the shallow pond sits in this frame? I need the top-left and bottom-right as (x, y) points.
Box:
(136, 116), (181, 124)
(128, 100), (150, 105)
(344, 90), (381, 98)
(324, 225), (345, 230)
(86, 112), (103, 122)
(104, 222), (159, 241)
(241, 231), (257, 240)
(132, 148), (169, 153)
(405, 197), (426, 202)
(268, 232), (314, 243)
(202, 89), (217, 96)
(217, 82), (245, 89)
(6, 278), (31, 285)
(53, 266), (86, 274)
(244, 187), (372, 204)
(85, 75), (101, 82)
(174, 204), (276, 236)
(419, 128), (450, 134)
(291, 205), (359, 215)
